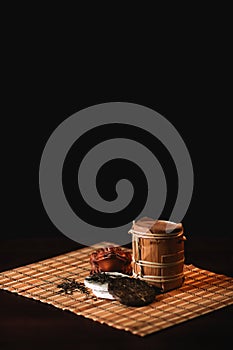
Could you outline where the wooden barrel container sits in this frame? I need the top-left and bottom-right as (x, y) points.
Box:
(129, 217), (186, 292)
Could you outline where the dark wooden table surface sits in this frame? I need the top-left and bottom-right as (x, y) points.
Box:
(1, 235), (232, 350)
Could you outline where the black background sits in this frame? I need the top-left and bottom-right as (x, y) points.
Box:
(4, 54), (231, 242)
(2, 2), (232, 245)
(1, 9), (233, 349)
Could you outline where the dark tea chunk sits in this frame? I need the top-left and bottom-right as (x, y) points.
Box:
(108, 277), (159, 306)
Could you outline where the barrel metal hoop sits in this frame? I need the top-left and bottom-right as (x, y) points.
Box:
(133, 271), (184, 283)
(132, 257), (185, 268)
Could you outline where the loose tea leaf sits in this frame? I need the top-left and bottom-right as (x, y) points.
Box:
(57, 278), (90, 296)
(86, 272), (113, 284)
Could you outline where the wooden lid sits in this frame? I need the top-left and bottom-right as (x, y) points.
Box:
(132, 216), (183, 234)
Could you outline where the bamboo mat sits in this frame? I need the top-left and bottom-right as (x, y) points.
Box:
(0, 242), (232, 337)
